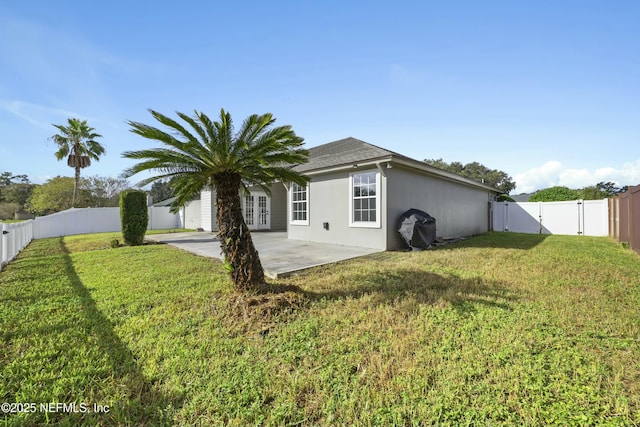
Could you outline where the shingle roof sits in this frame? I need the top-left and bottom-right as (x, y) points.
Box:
(293, 137), (500, 193)
(293, 137), (402, 172)
(152, 196), (176, 206)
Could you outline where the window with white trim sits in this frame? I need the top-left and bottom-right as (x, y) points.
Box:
(350, 171), (381, 228)
(290, 183), (309, 225)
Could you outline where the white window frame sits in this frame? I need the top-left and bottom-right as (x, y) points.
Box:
(349, 171), (381, 228)
(290, 182), (310, 225)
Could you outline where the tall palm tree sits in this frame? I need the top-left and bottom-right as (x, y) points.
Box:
(122, 109), (309, 292)
(50, 118), (105, 208)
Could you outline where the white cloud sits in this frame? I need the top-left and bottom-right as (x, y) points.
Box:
(0, 99), (83, 130)
(513, 161), (563, 193)
(514, 160), (640, 193)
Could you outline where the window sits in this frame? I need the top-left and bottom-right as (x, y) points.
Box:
(290, 183), (309, 225)
(350, 171), (381, 228)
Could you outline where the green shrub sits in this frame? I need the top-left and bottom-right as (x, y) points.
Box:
(496, 194), (515, 202)
(529, 186), (580, 202)
(119, 190), (148, 245)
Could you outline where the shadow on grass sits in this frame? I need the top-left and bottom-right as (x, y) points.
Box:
(256, 268), (518, 316)
(431, 231), (549, 251)
(317, 268), (516, 313)
(57, 239), (180, 426)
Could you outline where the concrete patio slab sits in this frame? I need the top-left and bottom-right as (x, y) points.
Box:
(146, 231), (381, 278)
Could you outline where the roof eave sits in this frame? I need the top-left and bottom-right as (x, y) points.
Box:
(390, 156), (501, 193)
(295, 155), (395, 175)
(298, 155), (500, 193)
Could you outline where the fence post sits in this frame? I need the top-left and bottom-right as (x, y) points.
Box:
(538, 202), (543, 234)
(577, 199), (584, 235)
(0, 223), (5, 271)
(2, 224), (16, 264)
(504, 202), (509, 231)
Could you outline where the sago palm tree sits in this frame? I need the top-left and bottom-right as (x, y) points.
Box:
(50, 118), (105, 208)
(122, 109), (309, 292)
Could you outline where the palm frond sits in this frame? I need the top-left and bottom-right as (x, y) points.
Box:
(168, 173), (211, 213)
(176, 111), (208, 144)
(148, 109), (200, 145)
(123, 107), (309, 211)
(216, 109), (234, 160)
(197, 111), (219, 149)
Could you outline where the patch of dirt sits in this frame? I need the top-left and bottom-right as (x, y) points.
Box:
(223, 283), (309, 337)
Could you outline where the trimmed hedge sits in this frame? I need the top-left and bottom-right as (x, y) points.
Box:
(119, 190), (148, 245)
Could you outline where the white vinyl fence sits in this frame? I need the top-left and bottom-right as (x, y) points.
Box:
(0, 207), (184, 272)
(32, 207), (182, 239)
(1, 220), (34, 272)
(492, 199), (609, 236)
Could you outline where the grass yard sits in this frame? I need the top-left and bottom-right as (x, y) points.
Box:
(1, 232), (639, 426)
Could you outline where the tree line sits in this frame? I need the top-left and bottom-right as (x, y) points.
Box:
(0, 173), (180, 219)
(527, 182), (628, 202)
(423, 159), (629, 202)
(0, 174), (126, 218)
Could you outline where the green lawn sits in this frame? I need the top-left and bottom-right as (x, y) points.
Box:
(1, 232), (639, 426)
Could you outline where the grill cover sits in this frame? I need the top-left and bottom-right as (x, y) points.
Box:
(397, 209), (436, 250)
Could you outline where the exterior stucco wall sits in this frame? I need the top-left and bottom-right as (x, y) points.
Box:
(182, 199), (202, 230)
(385, 166), (492, 249)
(269, 183), (287, 231)
(287, 169), (387, 250)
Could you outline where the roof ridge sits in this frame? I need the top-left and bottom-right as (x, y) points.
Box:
(310, 137), (393, 154)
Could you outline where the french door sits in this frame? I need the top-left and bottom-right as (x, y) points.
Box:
(243, 192), (270, 230)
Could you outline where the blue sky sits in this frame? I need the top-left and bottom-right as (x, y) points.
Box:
(1, 1), (638, 193)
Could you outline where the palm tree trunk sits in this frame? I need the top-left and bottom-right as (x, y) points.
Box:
(72, 166), (80, 208)
(215, 173), (265, 291)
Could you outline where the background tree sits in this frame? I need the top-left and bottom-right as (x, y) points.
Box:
(424, 158), (516, 194)
(529, 186), (580, 202)
(526, 182), (628, 203)
(123, 108), (308, 292)
(83, 175), (131, 207)
(27, 176), (92, 215)
(596, 181), (628, 196)
(0, 203), (20, 220)
(148, 179), (175, 203)
(0, 172), (35, 218)
(496, 194), (515, 202)
(0, 172), (29, 188)
(50, 118), (105, 207)
(578, 185), (609, 200)
(2, 182), (35, 206)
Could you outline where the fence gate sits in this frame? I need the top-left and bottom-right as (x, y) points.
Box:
(492, 200), (609, 236)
